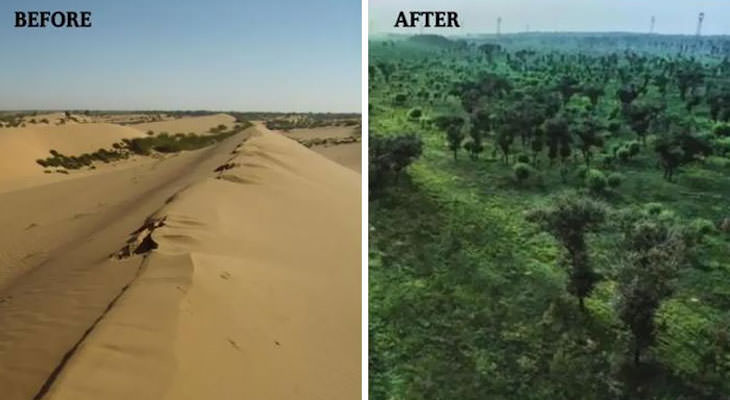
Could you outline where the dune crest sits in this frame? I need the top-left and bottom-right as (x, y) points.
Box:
(43, 130), (361, 400)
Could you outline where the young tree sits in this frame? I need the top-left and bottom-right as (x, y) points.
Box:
(464, 130), (484, 160)
(369, 134), (423, 193)
(544, 115), (571, 168)
(527, 193), (606, 310)
(434, 115), (465, 160)
(654, 130), (712, 181)
(513, 162), (531, 185)
(467, 109), (492, 160)
(617, 220), (687, 365)
(531, 128), (545, 165)
(572, 115), (605, 167)
(625, 101), (663, 145)
(496, 128), (515, 164)
(675, 62), (704, 101)
(556, 75), (580, 105)
(581, 82), (604, 107)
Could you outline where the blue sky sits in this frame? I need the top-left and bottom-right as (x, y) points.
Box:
(0, 0), (361, 112)
(370, 0), (730, 36)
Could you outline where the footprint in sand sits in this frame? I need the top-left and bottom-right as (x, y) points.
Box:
(227, 338), (241, 351)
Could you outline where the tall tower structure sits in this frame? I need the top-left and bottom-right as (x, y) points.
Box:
(497, 16), (502, 37)
(650, 16), (655, 34)
(696, 12), (704, 36)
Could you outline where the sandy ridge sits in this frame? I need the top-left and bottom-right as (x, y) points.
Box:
(0, 129), (252, 399)
(36, 129), (361, 399)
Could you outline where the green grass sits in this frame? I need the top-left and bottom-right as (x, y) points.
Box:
(369, 36), (730, 400)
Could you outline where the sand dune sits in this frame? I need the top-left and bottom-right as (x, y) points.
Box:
(0, 123), (147, 192)
(0, 126), (360, 399)
(131, 113), (236, 135)
(274, 125), (361, 173)
(282, 125), (359, 141)
(312, 142), (361, 172)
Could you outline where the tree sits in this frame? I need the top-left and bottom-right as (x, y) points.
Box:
(616, 79), (648, 112)
(496, 128), (514, 164)
(530, 128), (545, 165)
(544, 115), (570, 167)
(581, 83), (604, 107)
(527, 193), (606, 309)
(708, 86), (730, 121)
(654, 130), (712, 181)
(369, 134), (423, 193)
(467, 109), (492, 160)
(556, 75), (580, 105)
(513, 162), (531, 184)
(617, 220), (687, 365)
(675, 62), (704, 101)
(464, 130), (484, 160)
(572, 115), (604, 167)
(585, 169), (607, 193)
(625, 101), (663, 145)
(713, 122), (730, 137)
(435, 115), (465, 160)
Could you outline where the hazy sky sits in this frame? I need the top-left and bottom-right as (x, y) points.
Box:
(370, 0), (730, 36)
(0, 0), (361, 112)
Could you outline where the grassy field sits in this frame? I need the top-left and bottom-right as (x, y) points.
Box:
(369, 33), (730, 400)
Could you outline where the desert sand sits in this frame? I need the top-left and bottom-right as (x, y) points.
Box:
(312, 142), (361, 172)
(279, 126), (361, 173)
(0, 123), (147, 192)
(0, 121), (360, 399)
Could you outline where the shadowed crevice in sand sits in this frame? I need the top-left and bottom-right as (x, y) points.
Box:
(113, 217), (166, 259)
(213, 162), (239, 173)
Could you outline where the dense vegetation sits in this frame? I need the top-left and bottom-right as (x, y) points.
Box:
(369, 33), (730, 399)
(36, 121), (251, 170)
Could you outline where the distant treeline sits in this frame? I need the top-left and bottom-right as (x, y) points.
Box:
(377, 32), (730, 58)
(231, 112), (360, 119)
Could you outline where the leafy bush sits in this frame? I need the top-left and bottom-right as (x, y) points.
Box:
(714, 137), (730, 157)
(617, 147), (631, 162)
(513, 162), (531, 183)
(607, 172), (623, 188)
(586, 169), (607, 192)
(576, 165), (589, 179)
(713, 122), (730, 137)
(407, 108), (422, 120)
(628, 141), (641, 156)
